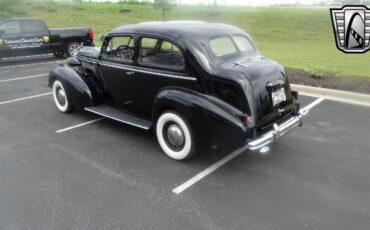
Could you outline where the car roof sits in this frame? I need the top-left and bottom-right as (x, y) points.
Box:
(109, 21), (247, 40)
(109, 21), (258, 76)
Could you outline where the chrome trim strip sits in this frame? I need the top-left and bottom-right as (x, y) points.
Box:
(77, 56), (197, 81)
(84, 107), (151, 130)
(99, 62), (197, 81)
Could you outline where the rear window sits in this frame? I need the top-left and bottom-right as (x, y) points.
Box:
(209, 35), (254, 57)
(233, 36), (254, 52)
(21, 20), (47, 33)
(209, 37), (237, 57)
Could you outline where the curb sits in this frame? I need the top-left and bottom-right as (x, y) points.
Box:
(291, 84), (370, 107)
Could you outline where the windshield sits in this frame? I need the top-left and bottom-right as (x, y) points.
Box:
(209, 35), (255, 57)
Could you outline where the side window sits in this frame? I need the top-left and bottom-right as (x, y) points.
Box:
(139, 37), (185, 71)
(213, 79), (245, 112)
(0, 21), (21, 35)
(102, 36), (135, 64)
(21, 20), (47, 33)
(160, 41), (180, 52)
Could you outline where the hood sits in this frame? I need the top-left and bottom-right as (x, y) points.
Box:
(77, 46), (100, 60)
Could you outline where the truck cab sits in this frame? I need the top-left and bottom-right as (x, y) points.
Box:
(0, 18), (93, 59)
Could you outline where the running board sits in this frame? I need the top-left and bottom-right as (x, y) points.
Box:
(85, 104), (152, 130)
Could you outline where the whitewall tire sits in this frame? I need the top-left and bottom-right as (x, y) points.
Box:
(156, 111), (195, 161)
(52, 80), (72, 113)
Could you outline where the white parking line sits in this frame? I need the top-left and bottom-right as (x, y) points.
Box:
(303, 97), (325, 111)
(0, 61), (62, 70)
(172, 97), (325, 194)
(0, 74), (48, 83)
(0, 92), (52, 105)
(173, 146), (249, 194)
(56, 118), (105, 133)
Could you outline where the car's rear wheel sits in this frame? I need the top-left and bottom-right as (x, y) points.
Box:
(52, 80), (73, 113)
(66, 41), (81, 57)
(156, 111), (195, 161)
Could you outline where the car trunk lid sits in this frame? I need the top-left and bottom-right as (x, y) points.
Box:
(232, 56), (294, 130)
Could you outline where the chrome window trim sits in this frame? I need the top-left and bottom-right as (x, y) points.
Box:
(99, 62), (197, 81)
(77, 56), (197, 81)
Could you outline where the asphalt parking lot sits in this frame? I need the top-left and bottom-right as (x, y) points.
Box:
(1, 57), (370, 230)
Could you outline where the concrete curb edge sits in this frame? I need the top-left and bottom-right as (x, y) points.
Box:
(291, 84), (370, 107)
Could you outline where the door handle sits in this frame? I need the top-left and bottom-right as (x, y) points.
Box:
(125, 71), (135, 76)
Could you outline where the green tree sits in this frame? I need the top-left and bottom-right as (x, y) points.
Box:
(153, 0), (175, 20)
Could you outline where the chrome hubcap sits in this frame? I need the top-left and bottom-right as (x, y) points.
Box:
(167, 124), (184, 147)
(70, 44), (80, 56)
(56, 88), (66, 105)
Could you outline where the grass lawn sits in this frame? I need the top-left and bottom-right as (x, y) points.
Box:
(3, 2), (370, 78)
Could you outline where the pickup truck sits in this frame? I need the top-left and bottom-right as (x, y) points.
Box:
(0, 18), (94, 59)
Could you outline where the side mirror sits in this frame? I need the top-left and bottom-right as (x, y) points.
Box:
(99, 34), (107, 42)
(66, 57), (81, 67)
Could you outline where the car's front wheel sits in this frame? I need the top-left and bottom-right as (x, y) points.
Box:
(156, 111), (195, 161)
(52, 80), (73, 113)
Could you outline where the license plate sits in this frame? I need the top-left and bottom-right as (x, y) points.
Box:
(271, 88), (286, 106)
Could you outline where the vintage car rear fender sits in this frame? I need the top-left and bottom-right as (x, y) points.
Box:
(48, 65), (94, 108)
(153, 87), (248, 148)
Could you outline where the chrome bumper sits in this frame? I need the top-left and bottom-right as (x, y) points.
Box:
(247, 108), (310, 151)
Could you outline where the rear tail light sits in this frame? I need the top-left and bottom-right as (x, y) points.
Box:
(292, 91), (299, 100)
(89, 31), (94, 42)
(242, 114), (249, 125)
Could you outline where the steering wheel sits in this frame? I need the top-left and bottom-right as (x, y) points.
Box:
(116, 45), (134, 59)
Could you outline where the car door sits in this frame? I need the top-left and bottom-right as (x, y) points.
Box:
(98, 35), (137, 109)
(0, 20), (24, 58)
(18, 19), (51, 56)
(135, 37), (199, 117)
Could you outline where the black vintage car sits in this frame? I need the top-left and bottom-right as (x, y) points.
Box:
(48, 21), (309, 161)
(0, 18), (94, 59)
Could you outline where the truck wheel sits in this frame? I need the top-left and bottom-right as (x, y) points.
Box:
(156, 111), (195, 161)
(52, 80), (73, 113)
(66, 42), (81, 57)
(53, 50), (65, 58)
